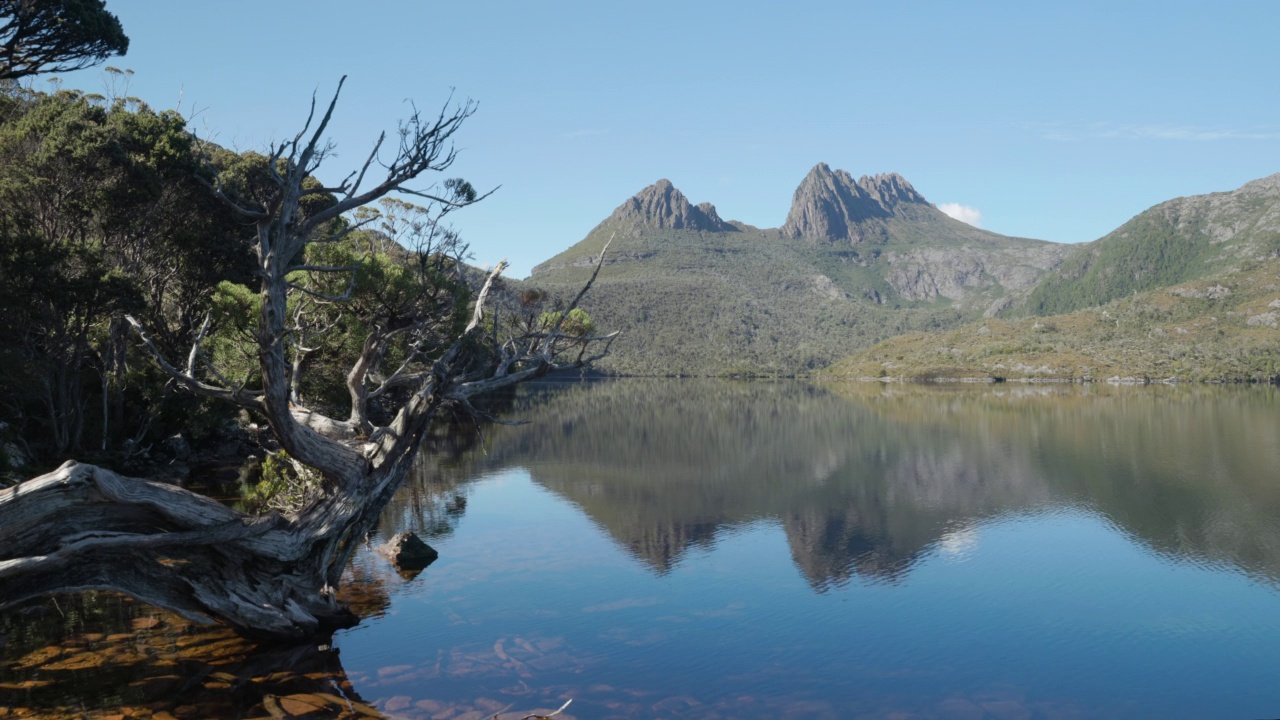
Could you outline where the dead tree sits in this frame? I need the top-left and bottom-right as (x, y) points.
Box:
(0, 78), (617, 639)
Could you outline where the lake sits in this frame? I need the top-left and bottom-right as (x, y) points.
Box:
(3, 380), (1280, 719)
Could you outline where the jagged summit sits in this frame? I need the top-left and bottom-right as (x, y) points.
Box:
(695, 201), (727, 227)
(782, 163), (931, 243)
(857, 171), (929, 208)
(528, 161), (1070, 375)
(599, 179), (735, 237)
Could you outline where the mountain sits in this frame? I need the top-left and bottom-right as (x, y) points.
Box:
(781, 163), (932, 242)
(601, 178), (735, 236)
(526, 166), (1069, 376)
(825, 174), (1280, 382)
(826, 261), (1280, 383)
(1022, 173), (1280, 316)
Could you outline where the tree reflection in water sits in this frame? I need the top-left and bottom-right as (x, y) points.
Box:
(0, 569), (390, 718)
(396, 379), (1280, 591)
(5, 380), (1280, 718)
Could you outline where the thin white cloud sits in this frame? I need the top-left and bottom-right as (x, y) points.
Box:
(938, 202), (982, 227)
(1032, 121), (1279, 142)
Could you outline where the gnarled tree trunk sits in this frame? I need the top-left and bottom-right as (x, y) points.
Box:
(0, 78), (616, 639)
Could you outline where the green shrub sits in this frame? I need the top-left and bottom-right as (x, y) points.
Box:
(239, 450), (323, 514)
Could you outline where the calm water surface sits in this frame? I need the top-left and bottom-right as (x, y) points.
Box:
(4, 381), (1280, 719)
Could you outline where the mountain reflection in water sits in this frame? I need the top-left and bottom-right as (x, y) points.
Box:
(4, 380), (1280, 719)
(418, 380), (1280, 590)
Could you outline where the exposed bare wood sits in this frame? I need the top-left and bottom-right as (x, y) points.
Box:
(467, 260), (509, 332)
(9, 79), (616, 640)
(125, 314), (261, 408)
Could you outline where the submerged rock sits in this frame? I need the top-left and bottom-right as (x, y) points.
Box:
(376, 532), (439, 573)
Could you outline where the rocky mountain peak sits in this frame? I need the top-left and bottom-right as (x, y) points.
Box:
(782, 163), (931, 243)
(603, 179), (734, 236)
(696, 202), (727, 227)
(856, 172), (928, 207)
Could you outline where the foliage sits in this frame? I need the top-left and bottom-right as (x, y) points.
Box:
(1024, 214), (1214, 316)
(239, 449), (323, 514)
(826, 258), (1280, 383)
(0, 80), (487, 467)
(528, 226), (977, 376)
(204, 197), (475, 419)
(1020, 179), (1280, 317)
(0, 85), (251, 463)
(0, 0), (128, 80)
(538, 308), (595, 338)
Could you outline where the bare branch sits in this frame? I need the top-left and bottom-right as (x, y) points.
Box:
(466, 260), (508, 333)
(300, 99), (478, 231)
(125, 315), (261, 409)
(568, 236), (613, 306)
(307, 213), (380, 246)
(297, 78), (344, 177)
(185, 313), (212, 376)
(349, 131), (386, 197)
(286, 275), (358, 303)
(520, 699), (573, 720)
(395, 184), (497, 207)
(195, 172), (270, 220)
(541, 234), (612, 353)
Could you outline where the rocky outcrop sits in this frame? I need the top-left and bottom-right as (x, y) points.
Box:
(601, 179), (735, 236)
(781, 163), (931, 243)
(856, 171), (929, 210)
(1149, 173), (1280, 254)
(376, 531), (439, 576)
(695, 202), (726, 227)
(882, 245), (1069, 303)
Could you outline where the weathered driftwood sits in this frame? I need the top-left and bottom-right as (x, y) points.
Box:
(0, 79), (616, 639)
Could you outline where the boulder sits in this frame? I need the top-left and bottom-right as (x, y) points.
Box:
(376, 532), (439, 572)
(163, 433), (192, 460)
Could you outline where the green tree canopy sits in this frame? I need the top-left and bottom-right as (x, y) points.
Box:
(0, 87), (252, 460)
(0, 0), (128, 80)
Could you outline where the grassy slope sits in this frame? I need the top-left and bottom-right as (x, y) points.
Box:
(528, 227), (944, 375)
(526, 210), (1063, 376)
(825, 258), (1280, 382)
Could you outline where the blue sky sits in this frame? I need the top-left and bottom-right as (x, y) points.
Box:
(54, 1), (1280, 277)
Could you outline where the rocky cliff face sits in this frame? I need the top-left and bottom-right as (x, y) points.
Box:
(781, 163), (931, 243)
(601, 179), (735, 237)
(882, 244), (1071, 315)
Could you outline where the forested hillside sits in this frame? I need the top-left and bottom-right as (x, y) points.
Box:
(1023, 173), (1280, 315)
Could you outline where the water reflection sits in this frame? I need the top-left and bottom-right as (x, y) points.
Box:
(413, 381), (1280, 590)
(0, 572), (392, 718)
(5, 380), (1280, 719)
(0, 468), (516, 720)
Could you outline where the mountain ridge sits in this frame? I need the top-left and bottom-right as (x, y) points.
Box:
(595, 178), (735, 237)
(827, 172), (1280, 382)
(1021, 172), (1280, 316)
(525, 166), (1069, 375)
(781, 163), (934, 243)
